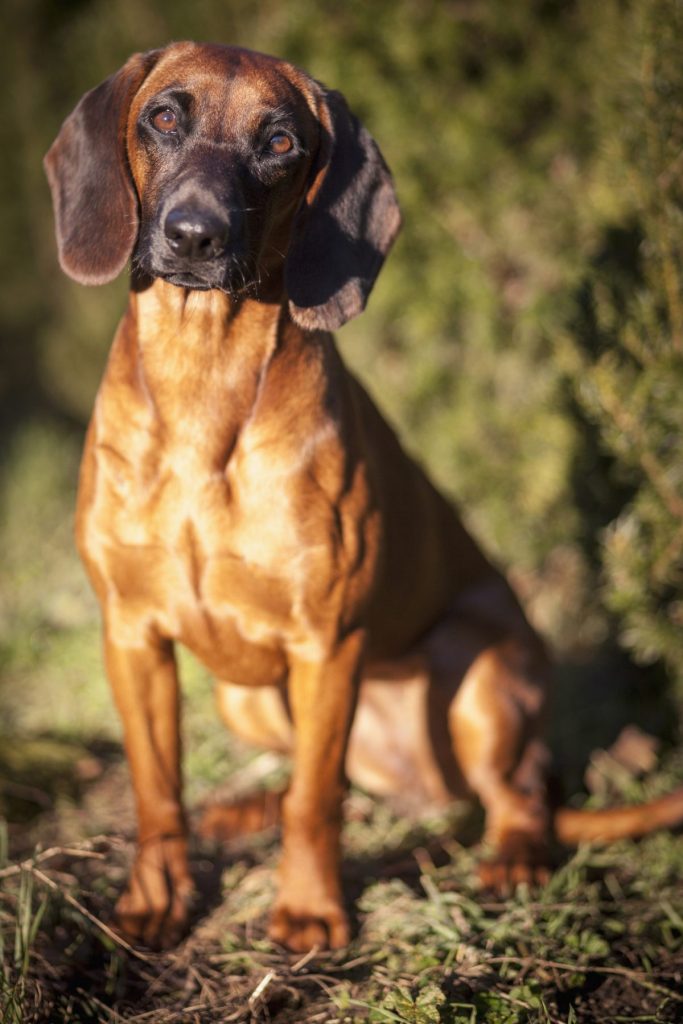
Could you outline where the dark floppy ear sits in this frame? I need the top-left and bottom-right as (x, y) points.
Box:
(44, 50), (161, 285)
(286, 88), (401, 331)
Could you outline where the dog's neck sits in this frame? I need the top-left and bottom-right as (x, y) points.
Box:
(106, 278), (293, 466)
(131, 276), (285, 355)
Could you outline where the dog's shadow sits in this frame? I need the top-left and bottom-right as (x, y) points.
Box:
(187, 642), (678, 943)
(186, 796), (484, 947)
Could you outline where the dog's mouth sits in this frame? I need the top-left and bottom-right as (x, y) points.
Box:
(144, 255), (260, 296)
(160, 269), (214, 290)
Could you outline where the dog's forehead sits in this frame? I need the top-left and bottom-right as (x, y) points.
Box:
(136, 43), (318, 127)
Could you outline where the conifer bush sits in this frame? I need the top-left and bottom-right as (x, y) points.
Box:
(2, 0), (682, 703)
(566, 0), (683, 693)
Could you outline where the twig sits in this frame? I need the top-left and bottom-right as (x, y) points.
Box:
(336, 952), (374, 970)
(486, 954), (683, 1002)
(290, 944), (320, 972)
(248, 968), (277, 1004)
(28, 866), (152, 962)
(74, 988), (127, 1023)
(126, 998), (244, 1023)
(0, 845), (106, 880)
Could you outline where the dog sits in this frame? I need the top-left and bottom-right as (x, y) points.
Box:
(44, 42), (683, 952)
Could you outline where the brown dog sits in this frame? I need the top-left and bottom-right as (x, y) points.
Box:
(44, 42), (683, 953)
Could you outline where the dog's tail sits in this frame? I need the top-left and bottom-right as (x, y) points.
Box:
(554, 787), (683, 845)
(197, 785), (683, 847)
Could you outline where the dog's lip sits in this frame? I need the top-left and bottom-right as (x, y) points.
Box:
(141, 242), (255, 293)
(158, 267), (258, 296)
(161, 270), (215, 289)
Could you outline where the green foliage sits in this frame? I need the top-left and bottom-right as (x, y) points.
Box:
(2, 0), (682, 683)
(564, 0), (683, 690)
(364, 983), (446, 1024)
(0, 869), (49, 1023)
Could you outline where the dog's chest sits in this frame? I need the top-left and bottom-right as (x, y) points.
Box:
(81, 408), (349, 675)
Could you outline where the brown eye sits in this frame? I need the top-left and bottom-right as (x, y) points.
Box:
(152, 108), (178, 134)
(268, 133), (293, 155)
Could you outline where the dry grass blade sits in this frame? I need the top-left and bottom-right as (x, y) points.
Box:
(25, 865), (152, 961)
(248, 968), (278, 1004)
(486, 954), (683, 1003)
(0, 844), (107, 880)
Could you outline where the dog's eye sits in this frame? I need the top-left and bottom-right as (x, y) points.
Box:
(268, 133), (293, 156)
(152, 108), (178, 134)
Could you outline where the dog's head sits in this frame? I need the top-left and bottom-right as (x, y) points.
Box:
(44, 42), (401, 331)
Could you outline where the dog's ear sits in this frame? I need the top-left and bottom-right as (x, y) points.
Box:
(44, 50), (161, 285)
(286, 88), (401, 331)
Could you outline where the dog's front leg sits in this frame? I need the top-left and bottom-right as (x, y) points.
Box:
(269, 630), (364, 951)
(104, 633), (193, 949)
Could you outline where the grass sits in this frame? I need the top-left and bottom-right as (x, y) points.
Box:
(1, 797), (683, 1022)
(1, 426), (683, 1022)
(1, 652), (683, 1024)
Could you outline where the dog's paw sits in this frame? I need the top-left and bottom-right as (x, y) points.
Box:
(197, 790), (282, 841)
(479, 830), (552, 894)
(268, 900), (349, 952)
(115, 887), (193, 950)
(115, 836), (195, 950)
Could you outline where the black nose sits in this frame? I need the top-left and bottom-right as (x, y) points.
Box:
(164, 207), (230, 261)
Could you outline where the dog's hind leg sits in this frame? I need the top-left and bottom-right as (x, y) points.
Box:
(196, 682), (292, 840)
(447, 633), (553, 888)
